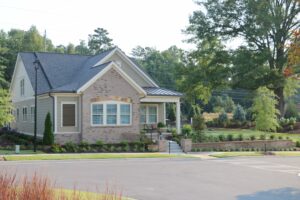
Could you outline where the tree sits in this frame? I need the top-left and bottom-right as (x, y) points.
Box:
(0, 89), (14, 127)
(132, 46), (186, 90)
(252, 87), (279, 132)
(43, 112), (54, 145)
(233, 104), (246, 122)
(186, 0), (300, 116)
(88, 28), (113, 54)
(75, 40), (90, 55)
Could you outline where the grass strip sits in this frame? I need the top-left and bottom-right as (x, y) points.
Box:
(210, 152), (263, 158)
(4, 153), (192, 161)
(273, 151), (300, 156)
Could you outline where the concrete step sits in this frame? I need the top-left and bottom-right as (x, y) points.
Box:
(167, 140), (183, 153)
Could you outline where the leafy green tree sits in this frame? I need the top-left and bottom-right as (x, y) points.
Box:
(88, 28), (113, 54)
(75, 40), (90, 55)
(252, 87), (279, 132)
(233, 104), (246, 122)
(0, 89), (14, 127)
(186, 0), (300, 116)
(66, 43), (76, 54)
(43, 112), (54, 145)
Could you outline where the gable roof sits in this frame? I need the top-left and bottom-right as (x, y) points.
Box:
(16, 48), (181, 97)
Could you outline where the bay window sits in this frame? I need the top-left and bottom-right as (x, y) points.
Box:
(91, 101), (131, 126)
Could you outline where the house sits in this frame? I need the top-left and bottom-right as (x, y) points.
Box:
(9, 47), (183, 144)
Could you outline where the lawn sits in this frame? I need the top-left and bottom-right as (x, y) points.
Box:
(205, 128), (300, 142)
(54, 189), (134, 200)
(210, 152), (263, 158)
(3, 153), (192, 161)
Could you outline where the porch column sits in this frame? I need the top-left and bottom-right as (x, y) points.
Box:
(176, 100), (181, 134)
(163, 103), (166, 124)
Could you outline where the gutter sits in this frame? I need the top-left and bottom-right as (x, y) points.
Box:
(48, 92), (55, 132)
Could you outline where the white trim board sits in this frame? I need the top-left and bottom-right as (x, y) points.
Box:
(60, 101), (78, 128)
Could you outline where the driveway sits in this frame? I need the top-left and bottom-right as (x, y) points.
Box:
(0, 156), (300, 200)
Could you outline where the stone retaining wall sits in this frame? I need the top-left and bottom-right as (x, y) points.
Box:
(191, 140), (295, 151)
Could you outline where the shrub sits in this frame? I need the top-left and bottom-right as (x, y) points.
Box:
(238, 134), (244, 141)
(285, 100), (299, 119)
(227, 134), (234, 141)
(218, 134), (225, 141)
(218, 111), (228, 127)
(64, 141), (78, 152)
(182, 124), (192, 136)
(250, 135), (256, 140)
(278, 136), (283, 140)
(296, 141), (300, 147)
(270, 135), (275, 140)
(192, 115), (206, 131)
(192, 131), (206, 143)
(233, 104), (246, 122)
(259, 134), (266, 140)
(42, 112), (54, 145)
(157, 122), (165, 128)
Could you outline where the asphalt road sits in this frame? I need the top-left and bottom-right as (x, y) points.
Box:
(0, 156), (300, 200)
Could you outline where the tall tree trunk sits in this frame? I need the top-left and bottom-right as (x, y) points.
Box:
(274, 87), (285, 117)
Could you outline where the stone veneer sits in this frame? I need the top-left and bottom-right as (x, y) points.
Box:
(81, 68), (141, 143)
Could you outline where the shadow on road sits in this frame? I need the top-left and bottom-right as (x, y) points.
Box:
(236, 187), (300, 200)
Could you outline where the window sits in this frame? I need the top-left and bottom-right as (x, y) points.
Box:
(62, 103), (76, 126)
(20, 79), (24, 96)
(148, 106), (157, 123)
(30, 106), (35, 122)
(91, 101), (132, 126)
(92, 104), (103, 125)
(120, 104), (131, 125)
(107, 104), (117, 125)
(140, 105), (147, 124)
(16, 108), (19, 122)
(140, 105), (158, 124)
(22, 107), (27, 121)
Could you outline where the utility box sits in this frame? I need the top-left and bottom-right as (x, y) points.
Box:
(15, 145), (20, 154)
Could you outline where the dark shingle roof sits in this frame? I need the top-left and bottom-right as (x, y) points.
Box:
(143, 87), (183, 96)
(19, 48), (182, 97)
(19, 49), (115, 95)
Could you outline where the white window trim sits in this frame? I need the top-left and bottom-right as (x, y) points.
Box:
(22, 106), (27, 122)
(90, 101), (132, 127)
(61, 101), (77, 127)
(140, 104), (158, 125)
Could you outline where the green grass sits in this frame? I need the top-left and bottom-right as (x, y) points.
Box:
(273, 151), (300, 156)
(54, 188), (134, 200)
(205, 128), (300, 142)
(4, 153), (192, 161)
(210, 152), (264, 158)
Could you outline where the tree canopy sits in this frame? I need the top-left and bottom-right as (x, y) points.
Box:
(186, 0), (300, 116)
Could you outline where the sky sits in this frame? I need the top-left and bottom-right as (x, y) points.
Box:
(0, 0), (199, 54)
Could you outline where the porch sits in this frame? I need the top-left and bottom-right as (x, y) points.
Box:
(139, 94), (181, 137)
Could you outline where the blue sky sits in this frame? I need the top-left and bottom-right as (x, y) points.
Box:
(0, 0), (199, 54)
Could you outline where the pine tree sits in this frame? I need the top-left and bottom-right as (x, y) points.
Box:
(43, 112), (54, 145)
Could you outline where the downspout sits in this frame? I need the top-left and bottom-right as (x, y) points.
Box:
(49, 92), (55, 133)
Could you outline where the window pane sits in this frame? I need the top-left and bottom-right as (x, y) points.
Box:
(148, 106), (157, 115)
(107, 115), (117, 124)
(140, 115), (146, 124)
(140, 106), (146, 115)
(63, 104), (76, 126)
(92, 115), (103, 125)
(121, 115), (130, 124)
(107, 104), (117, 114)
(120, 104), (130, 115)
(92, 104), (103, 115)
(149, 115), (157, 123)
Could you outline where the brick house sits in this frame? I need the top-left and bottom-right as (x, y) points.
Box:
(9, 47), (182, 144)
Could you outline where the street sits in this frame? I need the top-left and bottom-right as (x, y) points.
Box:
(0, 156), (300, 200)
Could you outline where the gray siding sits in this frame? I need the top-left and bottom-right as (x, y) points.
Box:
(12, 96), (53, 137)
(56, 96), (80, 133)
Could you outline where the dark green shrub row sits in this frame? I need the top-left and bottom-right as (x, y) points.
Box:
(0, 130), (43, 146)
(50, 141), (152, 153)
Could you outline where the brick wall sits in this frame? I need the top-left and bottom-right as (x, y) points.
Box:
(81, 68), (141, 143)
